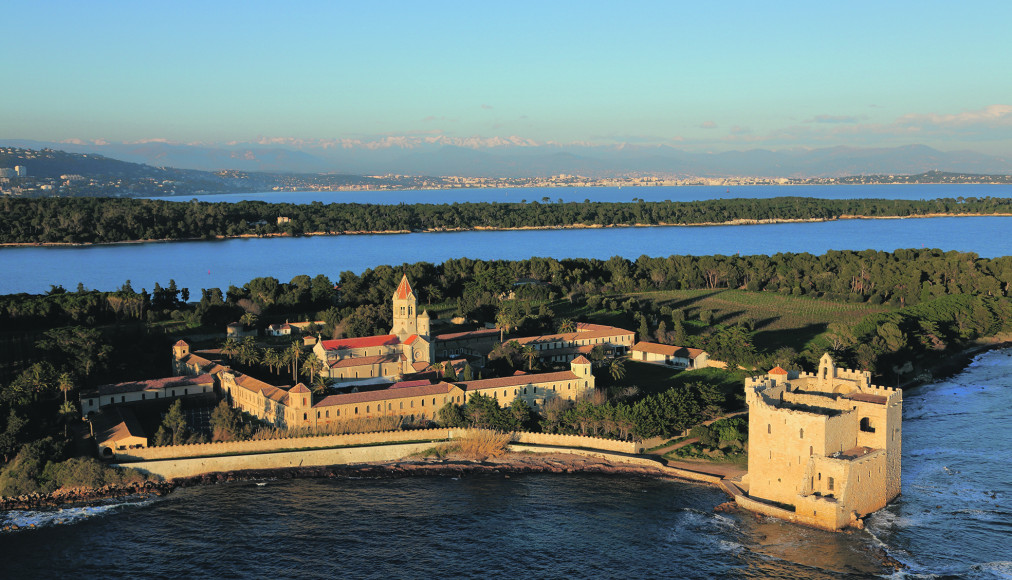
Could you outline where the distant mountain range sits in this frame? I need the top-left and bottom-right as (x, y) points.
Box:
(2, 138), (1010, 178)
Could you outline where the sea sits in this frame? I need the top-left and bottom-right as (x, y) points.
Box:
(2, 184), (1012, 295)
(2, 348), (1011, 579)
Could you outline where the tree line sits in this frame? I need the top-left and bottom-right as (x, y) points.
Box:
(3, 195), (1012, 244)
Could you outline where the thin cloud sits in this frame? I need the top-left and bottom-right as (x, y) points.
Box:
(805, 114), (861, 124)
(700, 121), (717, 129)
(481, 104), (493, 110)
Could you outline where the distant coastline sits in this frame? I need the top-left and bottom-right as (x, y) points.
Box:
(3, 211), (1012, 249)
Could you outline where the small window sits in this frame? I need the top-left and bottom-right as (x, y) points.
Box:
(799, 428), (804, 439)
(767, 424), (771, 434)
(355, 407), (359, 414)
(860, 417), (875, 433)
(303, 413), (307, 421)
(828, 477), (835, 491)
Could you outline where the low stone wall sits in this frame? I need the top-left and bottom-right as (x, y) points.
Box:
(115, 428), (467, 461)
(114, 442), (439, 480)
(116, 429), (639, 461)
(512, 432), (638, 454)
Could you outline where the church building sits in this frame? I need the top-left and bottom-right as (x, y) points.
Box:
(313, 275), (434, 382)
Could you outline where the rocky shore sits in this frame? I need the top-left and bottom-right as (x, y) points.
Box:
(0, 479), (177, 511)
(0, 453), (677, 513)
(172, 452), (674, 488)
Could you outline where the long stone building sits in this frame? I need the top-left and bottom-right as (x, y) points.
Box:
(737, 354), (902, 530)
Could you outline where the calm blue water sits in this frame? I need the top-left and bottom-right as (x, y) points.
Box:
(152, 183), (1012, 205)
(3, 349), (1011, 578)
(1, 216), (1010, 294)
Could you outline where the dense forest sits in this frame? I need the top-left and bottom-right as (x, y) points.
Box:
(2, 195), (1012, 244)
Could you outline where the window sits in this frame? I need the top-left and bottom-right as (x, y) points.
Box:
(860, 417), (875, 433)
(355, 407), (359, 414)
(827, 477), (835, 491)
(326, 410), (330, 418)
(303, 413), (307, 421)
(799, 428), (804, 439)
(184, 389), (188, 395)
(768, 424), (771, 434)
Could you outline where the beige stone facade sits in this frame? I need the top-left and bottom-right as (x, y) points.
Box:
(457, 356), (595, 409)
(630, 341), (709, 368)
(738, 354), (902, 530)
(513, 323), (634, 364)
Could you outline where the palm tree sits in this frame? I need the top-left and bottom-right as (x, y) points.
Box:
(311, 374), (329, 396)
(263, 348), (281, 374)
(302, 353), (324, 383)
(57, 372), (74, 405)
(221, 337), (240, 361)
(558, 318), (576, 334)
(286, 341), (304, 383)
(521, 345), (538, 371)
(609, 358), (626, 382)
(240, 312), (258, 328)
(58, 400), (77, 438)
(239, 336), (260, 366)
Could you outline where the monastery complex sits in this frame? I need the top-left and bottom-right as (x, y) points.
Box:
(81, 274), (904, 532)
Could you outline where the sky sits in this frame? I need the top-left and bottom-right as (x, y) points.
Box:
(3, 1), (1011, 154)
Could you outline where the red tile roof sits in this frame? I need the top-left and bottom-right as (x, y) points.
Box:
(435, 328), (500, 341)
(320, 335), (400, 351)
(290, 383), (310, 393)
(327, 353), (403, 369)
(394, 275), (413, 300)
(404, 334), (419, 345)
(389, 379), (432, 389)
(571, 355), (591, 365)
(768, 366), (789, 375)
(315, 381), (458, 407)
(631, 342), (707, 359)
(458, 370), (580, 391)
(84, 374), (214, 397)
(174, 340), (189, 346)
(514, 325), (634, 347)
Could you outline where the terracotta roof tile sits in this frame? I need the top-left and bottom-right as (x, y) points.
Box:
(458, 370), (580, 391)
(84, 374), (214, 398)
(768, 366), (789, 375)
(631, 341), (707, 359)
(435, 328), (500, 341)
(571, 355), (591, 364)
(320, 335), (400, 350)
(327, 353), (403, 369)
(394, 275), (413, 300)
(315, 381), (458, 407)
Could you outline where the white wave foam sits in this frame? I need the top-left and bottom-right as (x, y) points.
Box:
(1, 497), (156, 532)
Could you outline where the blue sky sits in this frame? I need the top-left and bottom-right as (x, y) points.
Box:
(3, 1), (1011, 153)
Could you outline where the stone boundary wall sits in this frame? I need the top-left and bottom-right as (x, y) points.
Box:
(115, 429), (639, 461)
(115, 428), (468, 461)
(114, 442), (438, 480)
(512, 432), (638, 454)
